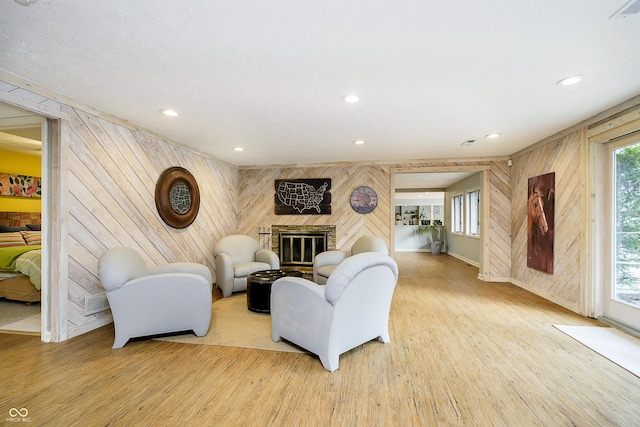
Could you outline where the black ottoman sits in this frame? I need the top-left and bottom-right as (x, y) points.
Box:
(246, 269), (303, 313)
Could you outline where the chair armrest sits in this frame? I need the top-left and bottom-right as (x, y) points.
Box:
(314, 251), (348, 268)
(256, 249), (280, 269)
(149, 263), (212, 284)
(313, 251), (347, 282)
(214, 252), (234, 296)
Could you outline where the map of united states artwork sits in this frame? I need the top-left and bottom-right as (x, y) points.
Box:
(274, 179), (331, 215)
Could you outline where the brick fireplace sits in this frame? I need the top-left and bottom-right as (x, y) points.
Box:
(272, 225), (336, 268)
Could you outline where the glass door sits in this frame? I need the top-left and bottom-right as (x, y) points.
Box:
(605, 137), (640, 330)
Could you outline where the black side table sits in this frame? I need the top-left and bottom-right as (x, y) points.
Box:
(246, 269), (303, 313)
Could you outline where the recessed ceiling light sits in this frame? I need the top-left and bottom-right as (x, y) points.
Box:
(486, 133), (501, 139)
(161, 109), (178, 117)
(557, 75), (585, 86)
(353, 139), (365, 145)
(610, 0), (640, 19)
(233, 147), (244, 152)
(342, 95), (360, 103)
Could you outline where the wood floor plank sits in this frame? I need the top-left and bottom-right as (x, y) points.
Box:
(1, 253), (638, 426)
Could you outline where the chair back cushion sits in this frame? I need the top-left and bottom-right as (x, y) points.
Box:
(98, 247), (149, 292)
(325, 252), (398, 305)
(213, 235), (261, 263)
(350, 235), (388, 256)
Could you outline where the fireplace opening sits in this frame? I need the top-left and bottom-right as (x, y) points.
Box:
(279, 232), (327, 267)
(271, 225), (336, 270)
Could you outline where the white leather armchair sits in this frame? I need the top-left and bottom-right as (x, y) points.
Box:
(313, 235), (388, 285)
(213, 234), (280, 298)
(98, 247), (213, 349)
(272, 252), (399, 372)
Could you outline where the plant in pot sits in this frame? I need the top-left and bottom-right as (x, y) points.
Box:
(415, 223), (443, 254)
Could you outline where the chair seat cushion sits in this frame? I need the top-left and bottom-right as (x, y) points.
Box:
(317, 264), (338, 279)
(234, 262), (271, 278)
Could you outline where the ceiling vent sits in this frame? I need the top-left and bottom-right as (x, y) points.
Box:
(610, 0), (640, 19)
(461, 139), (476, 147)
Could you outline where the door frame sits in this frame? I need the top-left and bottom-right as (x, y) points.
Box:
(588, 110), (640, 334)
(0, 89), (68, 342)
(602, 133), (640, 331)
(390, 166), (489, 279)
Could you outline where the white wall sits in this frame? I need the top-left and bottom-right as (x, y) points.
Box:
(394, 194), (444, 251)
(444, 173), (482, 265)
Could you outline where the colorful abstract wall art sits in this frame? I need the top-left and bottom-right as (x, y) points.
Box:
(0, 173), (42, 198)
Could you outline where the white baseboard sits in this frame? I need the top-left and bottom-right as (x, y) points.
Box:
(446, 251), (479, 267)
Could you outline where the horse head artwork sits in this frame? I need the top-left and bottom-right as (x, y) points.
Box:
(527, 173), (555, 274)
(528, 186), (548, 238)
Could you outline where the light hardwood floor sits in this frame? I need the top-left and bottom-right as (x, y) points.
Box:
(1, 253), (639, 426)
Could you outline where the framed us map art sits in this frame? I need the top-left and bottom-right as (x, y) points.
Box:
(274, 178), (331, 215)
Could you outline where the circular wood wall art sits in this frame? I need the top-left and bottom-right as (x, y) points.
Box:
(155, 167), (200, 229)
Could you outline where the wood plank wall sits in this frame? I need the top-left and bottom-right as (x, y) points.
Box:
(65, 108), (238, 338)
(238, 165), (391, 251)
(238, 160), (512, 282)
(511, 130), (586, 314)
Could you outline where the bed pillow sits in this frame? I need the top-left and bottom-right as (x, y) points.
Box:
(0, 232), (27, 247)
(27, 224), (41, 231)
(20, 231), (41, 246)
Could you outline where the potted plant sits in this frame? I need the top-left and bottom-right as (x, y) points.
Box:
(415, 223), (443, 254)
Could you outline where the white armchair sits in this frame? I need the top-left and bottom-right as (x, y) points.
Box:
(313, 235), (388, 285)
(98, 247), (213, 349)
(213, 234), (280, 298)
(271, 252), (399, 372)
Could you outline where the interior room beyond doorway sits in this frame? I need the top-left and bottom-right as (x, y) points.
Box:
(393, 171), (482, 268)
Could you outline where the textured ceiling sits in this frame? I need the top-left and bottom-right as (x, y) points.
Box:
(1, 0), (640, 167)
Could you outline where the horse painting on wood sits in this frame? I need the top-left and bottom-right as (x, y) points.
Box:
(527, 172), (555, 274)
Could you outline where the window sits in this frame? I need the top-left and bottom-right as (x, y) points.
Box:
(451, 194), (463, 233)
(466, 189), (480, 236)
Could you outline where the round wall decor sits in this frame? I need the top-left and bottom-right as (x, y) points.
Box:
(155, 167), (200, 229)
(350, 185), (378, 214)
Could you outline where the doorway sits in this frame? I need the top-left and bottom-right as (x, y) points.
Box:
(0, 102), (47, 337)
(392, 169), (485, 271)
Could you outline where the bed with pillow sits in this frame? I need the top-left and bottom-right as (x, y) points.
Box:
(0, 224), (42, 303)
